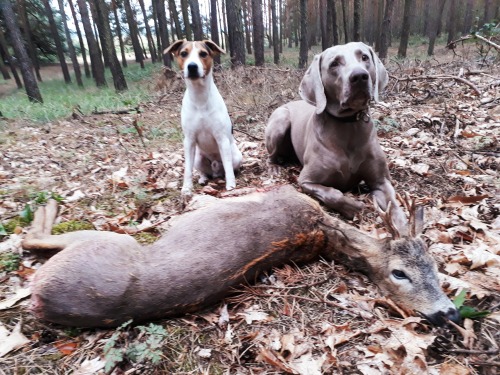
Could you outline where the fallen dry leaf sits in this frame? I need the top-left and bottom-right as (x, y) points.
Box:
(0, 288), (31, 310)
(0, 322), (30, 357)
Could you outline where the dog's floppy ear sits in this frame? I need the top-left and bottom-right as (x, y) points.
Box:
(299, 54), (326, 115)
(203, 40), (226, 55)
(164, 40), (186, 56)
(367, 45), (388, 102)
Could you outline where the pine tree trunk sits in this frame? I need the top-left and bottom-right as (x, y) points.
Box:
(155, 0), (172, 67)
(138, 0), (157, 62)
(242, 0), (252, 55)
(252, 0), (265, 66)
(88, 0), (110, 67)
(0, 56), (10, 80)
(462, 0), (474, 34)
(330, 0), (339, 45)
(93, 0), (127, 91)
(298, 0), (308, 68)
(271, 0), (279, 63)
(189, 0), (203, 40)
(41, 0), (71, 83)
(210, 0), (221, 65)
(221, 0), (229, 50)
(483, 0), (493, 25)
(397, 0), (413, 57)
(341, 0), (349, 43)
(68, 0), (91, 78)
(321, 0), (328, 50)
(123, 0), (145, 68)
(427, 0), (446, 56)
(447, 0), (457, 44)
(112, 1), (128, 67)
(169, 0), (183, 40)
(17, 0), (42, 81)
(375, 0), (384, 51)
(180, 0), (193, 40)
(57, 0), (83, 87)
(226, 0), (246, 66)
(378, 0), (395, 59)
(353, 0), (361, 41)
(76, 0), (106, 87)
(151, 0), (161, 60)
(0, 0), (42, 102)
(0, 22), (23, 88)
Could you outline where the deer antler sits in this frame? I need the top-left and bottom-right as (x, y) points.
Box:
(397, 192), (424, 237)
(373, 199), (401, 239)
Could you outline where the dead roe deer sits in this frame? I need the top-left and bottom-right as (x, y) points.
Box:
(22, 185), (459, 327)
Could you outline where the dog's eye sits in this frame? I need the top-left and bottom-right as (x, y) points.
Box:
(362, 54), (370, 62)
(200, 51), (209, 58)
(329, 60), (339, 68)
(180, 51), (188, 58)
(391, 270), (409, 280)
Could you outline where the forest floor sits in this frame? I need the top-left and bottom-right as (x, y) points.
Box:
(0, 43), (499, 374)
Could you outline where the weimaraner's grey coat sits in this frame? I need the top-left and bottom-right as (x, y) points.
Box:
(266, 42), (406, 231)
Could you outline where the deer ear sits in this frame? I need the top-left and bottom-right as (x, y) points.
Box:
(366, 45), (388, 102)
(164, 40), (186, 56)
(203, 39), (225, 55)
(299, 54), (327, 115)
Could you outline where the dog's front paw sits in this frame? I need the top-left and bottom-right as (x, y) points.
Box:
(267, 162), (282, 177)
(225, 182), (236, 191)
(198, 175), (209, 185)
(337, 198), (364, 220)
(181, 186), (193, 196)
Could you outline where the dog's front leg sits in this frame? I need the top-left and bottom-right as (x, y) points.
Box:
(371, 178), (409, 235)
(299, 180), (363, 219)
(182, 137), (197, 195)
(217, 137), (236, 191)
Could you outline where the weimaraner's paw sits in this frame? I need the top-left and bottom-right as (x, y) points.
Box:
(268, 163), (282, 177)
(336, 198), (364, 220)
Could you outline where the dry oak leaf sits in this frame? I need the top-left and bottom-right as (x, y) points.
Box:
(439, 361), (471, 375)
(0, 322), (30, 358)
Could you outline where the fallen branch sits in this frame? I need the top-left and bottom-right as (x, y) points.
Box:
(390, 74), (481, 96)
(91, 107), (141, 115)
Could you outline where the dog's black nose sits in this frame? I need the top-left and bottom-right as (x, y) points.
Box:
(187, 63), (199, 77)
(349, 69), (369, 84)
(445, 307), (461, 324)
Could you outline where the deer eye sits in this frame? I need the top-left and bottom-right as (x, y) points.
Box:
(200, 51), (208, 58)
(362, 54), (370, 62)
(392, 270), (409, 280)
(180, 51), (188, 58)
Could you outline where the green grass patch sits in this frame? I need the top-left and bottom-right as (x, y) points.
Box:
(51, 220), (94, 235)
(0, 252), (21, 272)
(0, 62), (159, 123)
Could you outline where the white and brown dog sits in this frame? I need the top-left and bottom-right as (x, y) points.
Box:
(165, 40), (242, 195)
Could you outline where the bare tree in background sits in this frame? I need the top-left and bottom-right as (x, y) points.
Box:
(210, 0), (221, 65)
(111, 0), (127, 67)
(169, 0), (183, 40)
(93, 0), (127, 91)
(57, 0), (83, 87)
(190, 0), (203, 40)
(242, 0), (252, 55)
(68, 0), (91, 77)
(330, 0), (339, 45)
(427, 0), (446, 56)
(398, 0), (413, 57)
(0, 55), (10, 80)
(155, 0), (171, 67)
(123, 0), (145, 68)
(447, 0), (457, 44)
(462, 0), (474, 34)
(180, 0), (193, 40)
(138, 0), (157, 62)
(252, 0), (265, 66)
(378, 0), (395, 59)
(341, 0), (349, 43)
(0, 0), (42, 102)
(76, 0), (106, 86)
(298, 0), (308, 68)
(226, 0), (246, 66)
(17, 0), (41, 81)
(41, 0), (71, 83)
(271, 0), (279, 63)
(0, 18), (23, 88)
(353, 0), (361, 41)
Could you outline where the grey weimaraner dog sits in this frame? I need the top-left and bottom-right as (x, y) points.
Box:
(266, 42), (407, 232)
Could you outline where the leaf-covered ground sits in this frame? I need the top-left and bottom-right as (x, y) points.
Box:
(0, 44), (499, 374)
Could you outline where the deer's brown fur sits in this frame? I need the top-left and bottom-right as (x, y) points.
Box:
(23, 185), (458, 327)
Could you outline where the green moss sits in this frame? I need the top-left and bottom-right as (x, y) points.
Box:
(51, 221), (94, 235)
(133, 232), (160, 244)
(2, 217), (26, 234)
(0, 252), (21, 272)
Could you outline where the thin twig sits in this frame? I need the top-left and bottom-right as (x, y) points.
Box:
(254, 272), (336, 290)
(390, 74), (481, 96)
(475, 34), (500, 51)
(233, 127), (263, 141)
(448, 348), (499, 355)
